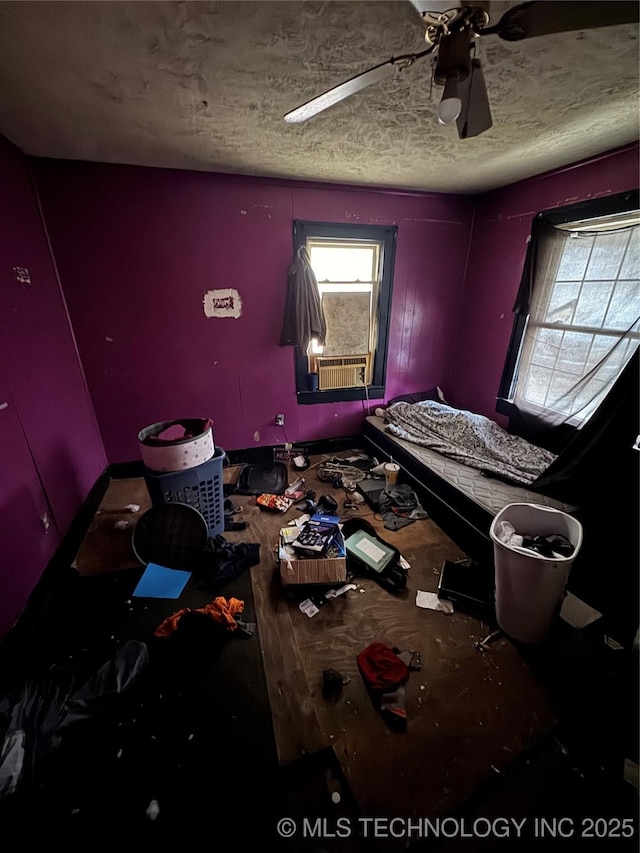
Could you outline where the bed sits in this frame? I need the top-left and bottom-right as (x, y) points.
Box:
(362, 398), (578, 564)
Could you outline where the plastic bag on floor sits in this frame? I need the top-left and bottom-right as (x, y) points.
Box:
(0, 640), (148, 798)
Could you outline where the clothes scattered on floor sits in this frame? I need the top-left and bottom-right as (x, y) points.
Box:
(0, 640), (148, 798)
(154, 596), (248, 638)
(378, 484), (428, 530)
(494, 520), (575, 558)
(356, 642), (414, 729)
(198, 535), (260, 584)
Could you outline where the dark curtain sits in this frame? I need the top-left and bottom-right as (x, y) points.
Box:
(512, 216), (559, 315)
(279, 246), (326, 352)
(532, 347), (640, 649)
(502, 216), (575, 451)
(529, 347), (639, 505)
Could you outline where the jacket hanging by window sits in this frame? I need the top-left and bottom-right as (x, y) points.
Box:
(279, 245), (326, 351)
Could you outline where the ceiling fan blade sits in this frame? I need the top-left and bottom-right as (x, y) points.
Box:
(486, 0), (639, 41)
(284, 48), (433, 123)
(456, 58), (492, 139)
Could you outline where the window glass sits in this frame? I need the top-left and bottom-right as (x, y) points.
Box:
(309, 244), (377, 283)
(505, 214), (639, 425)
(307, 239), (379, 374)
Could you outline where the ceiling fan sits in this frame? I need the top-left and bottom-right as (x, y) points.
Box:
(284, 1), (640, 139)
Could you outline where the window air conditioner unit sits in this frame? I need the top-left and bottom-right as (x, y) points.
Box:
(316, 354), (370, 390)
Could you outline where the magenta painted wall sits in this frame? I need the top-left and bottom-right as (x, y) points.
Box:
(0, 136), (107, 638)
(33, 161), (474, 463)
(448, 143), (640, 423)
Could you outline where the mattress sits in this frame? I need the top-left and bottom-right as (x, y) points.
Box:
(364, 415), (576, 518)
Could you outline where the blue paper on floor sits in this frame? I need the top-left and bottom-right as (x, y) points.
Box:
(132, 562), (192, 598)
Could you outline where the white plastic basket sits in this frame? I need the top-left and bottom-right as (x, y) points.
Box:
(489, 503), (583, 643)
(137, 419), (214, 473)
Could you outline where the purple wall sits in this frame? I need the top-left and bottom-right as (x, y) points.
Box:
(0, 137), (107, 638)
(27, 143), (637, 473)
(33, 162), (474, 463)
(448, 143), (640, 423)
(3, 141), (633, 638)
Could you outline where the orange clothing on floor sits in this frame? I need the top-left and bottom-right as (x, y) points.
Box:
(154, 607), (190, 638)
(154, 596), (245, 638)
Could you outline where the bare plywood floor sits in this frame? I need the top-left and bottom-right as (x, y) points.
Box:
(72, 477), (152, 576)
(226, 451), (558, 822)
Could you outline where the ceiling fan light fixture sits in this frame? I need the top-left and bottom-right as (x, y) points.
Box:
(437, 76), (462, 125)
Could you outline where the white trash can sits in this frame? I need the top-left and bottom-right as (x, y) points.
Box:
(489, 503), (583, 644)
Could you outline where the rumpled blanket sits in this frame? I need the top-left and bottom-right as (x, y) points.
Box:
(384, 400), (556, 486)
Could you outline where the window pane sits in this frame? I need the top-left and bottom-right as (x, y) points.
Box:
(555, 330), (592, 376)
(543, 281), (579, 323)
(529, 327), (562, 369)
(585, 334), (621, 373)
(556, 236), (593, 281)
(588, 336), (639, 381)
(521, 363), (553, 406)
(604, 280), (640, 330)
(573, 280), (614, 328)
(322, 291), (371, 356)
(619, 234), (640, 279)
(309, 245), (376, 282)
(585, 231), (628, 279)
(547, 370), (580, 414)
(319, 282), (372, 294)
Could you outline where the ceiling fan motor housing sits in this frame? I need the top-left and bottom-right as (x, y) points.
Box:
(434, 28), (473, 85)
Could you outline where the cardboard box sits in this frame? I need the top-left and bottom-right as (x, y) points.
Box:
(279, 525), (347, 586)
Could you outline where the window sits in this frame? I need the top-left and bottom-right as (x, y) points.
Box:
(293, 220), (397, 403)
(498, 190), (640, 426)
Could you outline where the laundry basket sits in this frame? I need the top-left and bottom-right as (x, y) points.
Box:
(137, 418), (214, 473)
(489, 503), (583, 644)
(143, 447), (226, 538)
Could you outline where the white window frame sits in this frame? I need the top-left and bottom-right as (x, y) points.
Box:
(511, 213), (639, 424)
(307, 237), (381, 375)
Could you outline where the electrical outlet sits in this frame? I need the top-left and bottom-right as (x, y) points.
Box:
(275, 414), (285, 426)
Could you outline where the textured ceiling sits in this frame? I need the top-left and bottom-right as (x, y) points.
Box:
(0, 1), (638, 193)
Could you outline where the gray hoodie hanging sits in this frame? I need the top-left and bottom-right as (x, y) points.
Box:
(280, 245), (326, 351)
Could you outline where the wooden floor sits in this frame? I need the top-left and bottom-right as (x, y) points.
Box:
(5, 446), (635, 848)
(225, 451), (558, 822)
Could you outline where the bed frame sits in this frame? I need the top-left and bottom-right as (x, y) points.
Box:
(362, 415), (577, 568)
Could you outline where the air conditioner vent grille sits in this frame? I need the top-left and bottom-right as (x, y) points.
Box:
(316, 354), (370, 390)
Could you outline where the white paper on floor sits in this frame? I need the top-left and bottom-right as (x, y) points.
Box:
(559, 591), (602, 629)
(416, 590), (454, 614)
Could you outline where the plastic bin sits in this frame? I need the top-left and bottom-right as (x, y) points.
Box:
(489, 503), (583, 644)
(143, 446), (226, 538)
(138, 418), (214, 473)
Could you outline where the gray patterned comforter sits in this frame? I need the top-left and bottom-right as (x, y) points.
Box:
(384, 400), (556, 486)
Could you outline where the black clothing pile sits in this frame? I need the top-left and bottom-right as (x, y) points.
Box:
(378, 484), (428, 530)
